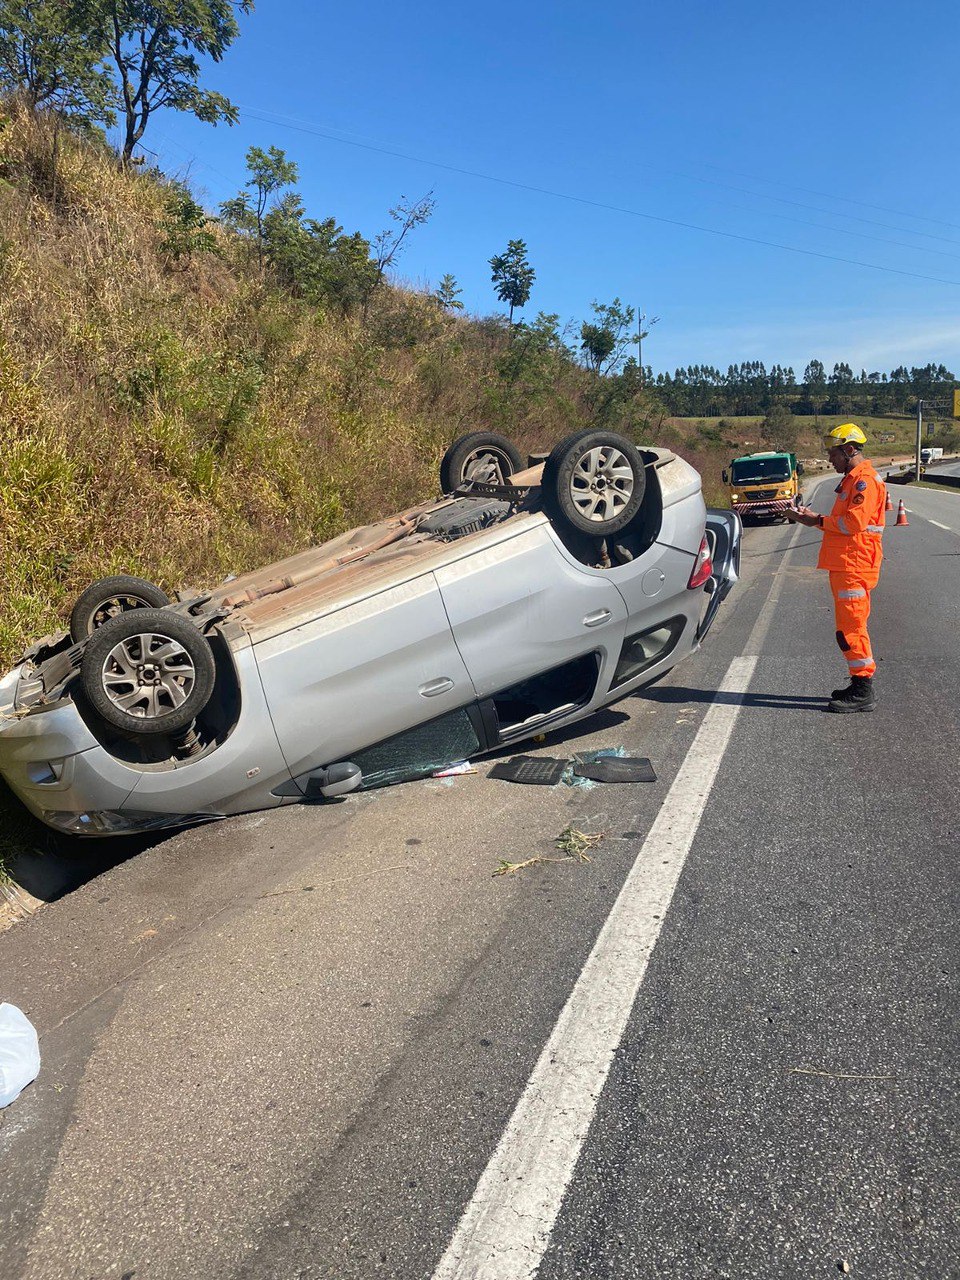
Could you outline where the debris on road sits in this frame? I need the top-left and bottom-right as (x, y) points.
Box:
(432, 761), (477, 778)
(573, 756), (656, 784)
(554, 825), (605, 861)
(487, 756), (568, 786)
(493, 826), (605, 877)
(0, 1002), (40, 1108)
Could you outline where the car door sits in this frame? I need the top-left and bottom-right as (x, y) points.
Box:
(433, 519), (628, 704)
(253, 571), (475, 786)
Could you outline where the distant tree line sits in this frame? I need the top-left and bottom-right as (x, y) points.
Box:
(652, 360), (956, 418)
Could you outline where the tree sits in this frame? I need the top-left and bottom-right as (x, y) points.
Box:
(489, 238), (535, 324)
(580, 298), (637, 376)
(0, 0), (114, 124)
(158, 180), (218, 264)
(761, 403), (798, 450)
(435, 273), (463, 312)
(803, 359), (827, 422)
(372, 191), (435, 287)
(828, 361), (855, 415)
(91, 0), (252, 162)
(264, 207), (377, 315)
(220, 144), (297, 267)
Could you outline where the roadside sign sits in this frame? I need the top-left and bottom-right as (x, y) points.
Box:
(954, 388), (960, 418)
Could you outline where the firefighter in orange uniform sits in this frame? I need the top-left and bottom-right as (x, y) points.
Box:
(785, 423), (885, 712)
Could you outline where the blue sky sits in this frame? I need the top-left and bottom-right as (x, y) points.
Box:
(141, 0), (960, 378)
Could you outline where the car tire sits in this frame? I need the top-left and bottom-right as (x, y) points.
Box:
(70, 575), (171, 642)
(542, 430), (647, 536)
(80, 609), (215, 737)
(439, 432), (524, 492)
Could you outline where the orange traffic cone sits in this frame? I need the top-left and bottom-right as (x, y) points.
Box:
(895, 499), (909, 526)
(884, 489), (893, 512)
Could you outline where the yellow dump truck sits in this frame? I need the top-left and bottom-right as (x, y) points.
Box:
(723, 451), (804, 523)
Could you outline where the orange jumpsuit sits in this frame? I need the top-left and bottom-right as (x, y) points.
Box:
(817, 459), (885, 679)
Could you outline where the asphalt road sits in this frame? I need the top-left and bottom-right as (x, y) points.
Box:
(1, 479), (957, 1280)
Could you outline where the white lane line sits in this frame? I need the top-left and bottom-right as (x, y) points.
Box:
(432, 654), (758, 1280)
(929, 519), (953, 532)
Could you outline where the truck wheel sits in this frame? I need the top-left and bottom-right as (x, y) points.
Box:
(440, 432), (523, 492)
(70, 575), (171, 642)
(542, 430), (646, 536)
(80, 609), (215, 737)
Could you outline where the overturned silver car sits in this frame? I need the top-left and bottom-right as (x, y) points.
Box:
(0, 430), (740, 835)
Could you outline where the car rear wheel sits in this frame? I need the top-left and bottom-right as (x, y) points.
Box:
(440, 432), (523, 492)
(69, 575), (171, 642)
(80, 609), (215, 737)
(542, 430), (646, 536)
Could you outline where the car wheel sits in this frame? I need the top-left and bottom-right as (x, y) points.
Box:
(70, 575), (171, 642)
(542, 430), (646, 536)
(440, 432), (524, 492)
(80, 609), (215, 737)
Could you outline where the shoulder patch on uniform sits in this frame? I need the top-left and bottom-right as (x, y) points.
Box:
(851, 493), (865, 506)
(855, 480), (867, 491)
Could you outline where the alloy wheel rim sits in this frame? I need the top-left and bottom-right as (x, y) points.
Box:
(100, 632), (196, 719)
(90, 595), (152, 631)
(570, 445), (635, 521)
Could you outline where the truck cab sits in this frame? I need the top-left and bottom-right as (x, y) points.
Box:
(722, 451), (803, 523)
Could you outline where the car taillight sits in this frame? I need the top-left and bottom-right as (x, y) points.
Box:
(687, 534), (713, 589)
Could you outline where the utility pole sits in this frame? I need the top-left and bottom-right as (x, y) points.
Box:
(915, 399), (923, 480)
(636, 306), (659, 387)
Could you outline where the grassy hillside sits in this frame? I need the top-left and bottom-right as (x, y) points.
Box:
(0, 104), (675, 671)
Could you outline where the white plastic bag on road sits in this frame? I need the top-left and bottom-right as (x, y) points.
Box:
(0, 1002), (40, 1107)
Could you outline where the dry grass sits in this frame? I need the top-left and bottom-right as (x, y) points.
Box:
(0, 102), (671, 670)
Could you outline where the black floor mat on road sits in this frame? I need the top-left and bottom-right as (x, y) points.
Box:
(487, 756), (568, 785)
(573, 757), (657, 783)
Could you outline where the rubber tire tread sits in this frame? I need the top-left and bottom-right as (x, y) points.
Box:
(70, 575), (171, 642)
(439, 432), (523, 493)
(541, 429), (646, 536)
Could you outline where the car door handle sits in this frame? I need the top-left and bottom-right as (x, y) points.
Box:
(582, 609), (612, 627)
(419, 677), (455, 697)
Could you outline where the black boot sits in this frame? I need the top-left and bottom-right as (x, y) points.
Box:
(828, 675), (876, 713)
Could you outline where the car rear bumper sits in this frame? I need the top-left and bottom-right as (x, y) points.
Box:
(734, 499), (794, 514)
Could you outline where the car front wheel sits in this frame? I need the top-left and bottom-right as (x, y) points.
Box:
(439, 432), (523, 492)
(542, 430), (646, 536)
(80, 609), (215, 737)
(69, 575), (171, 642)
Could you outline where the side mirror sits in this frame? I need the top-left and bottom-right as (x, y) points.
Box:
(797, 462), (805, 475)
(721, 470), (728, 484)
(305, 762), (363, 799)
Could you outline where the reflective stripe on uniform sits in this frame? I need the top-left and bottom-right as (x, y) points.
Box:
(837, 515), (851, 533)
(866, 524), (883, 533)
(848, 656), (873, 669)
(838, 588), (866, 600)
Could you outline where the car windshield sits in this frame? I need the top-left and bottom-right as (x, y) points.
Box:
(731, 457), (791, 484)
